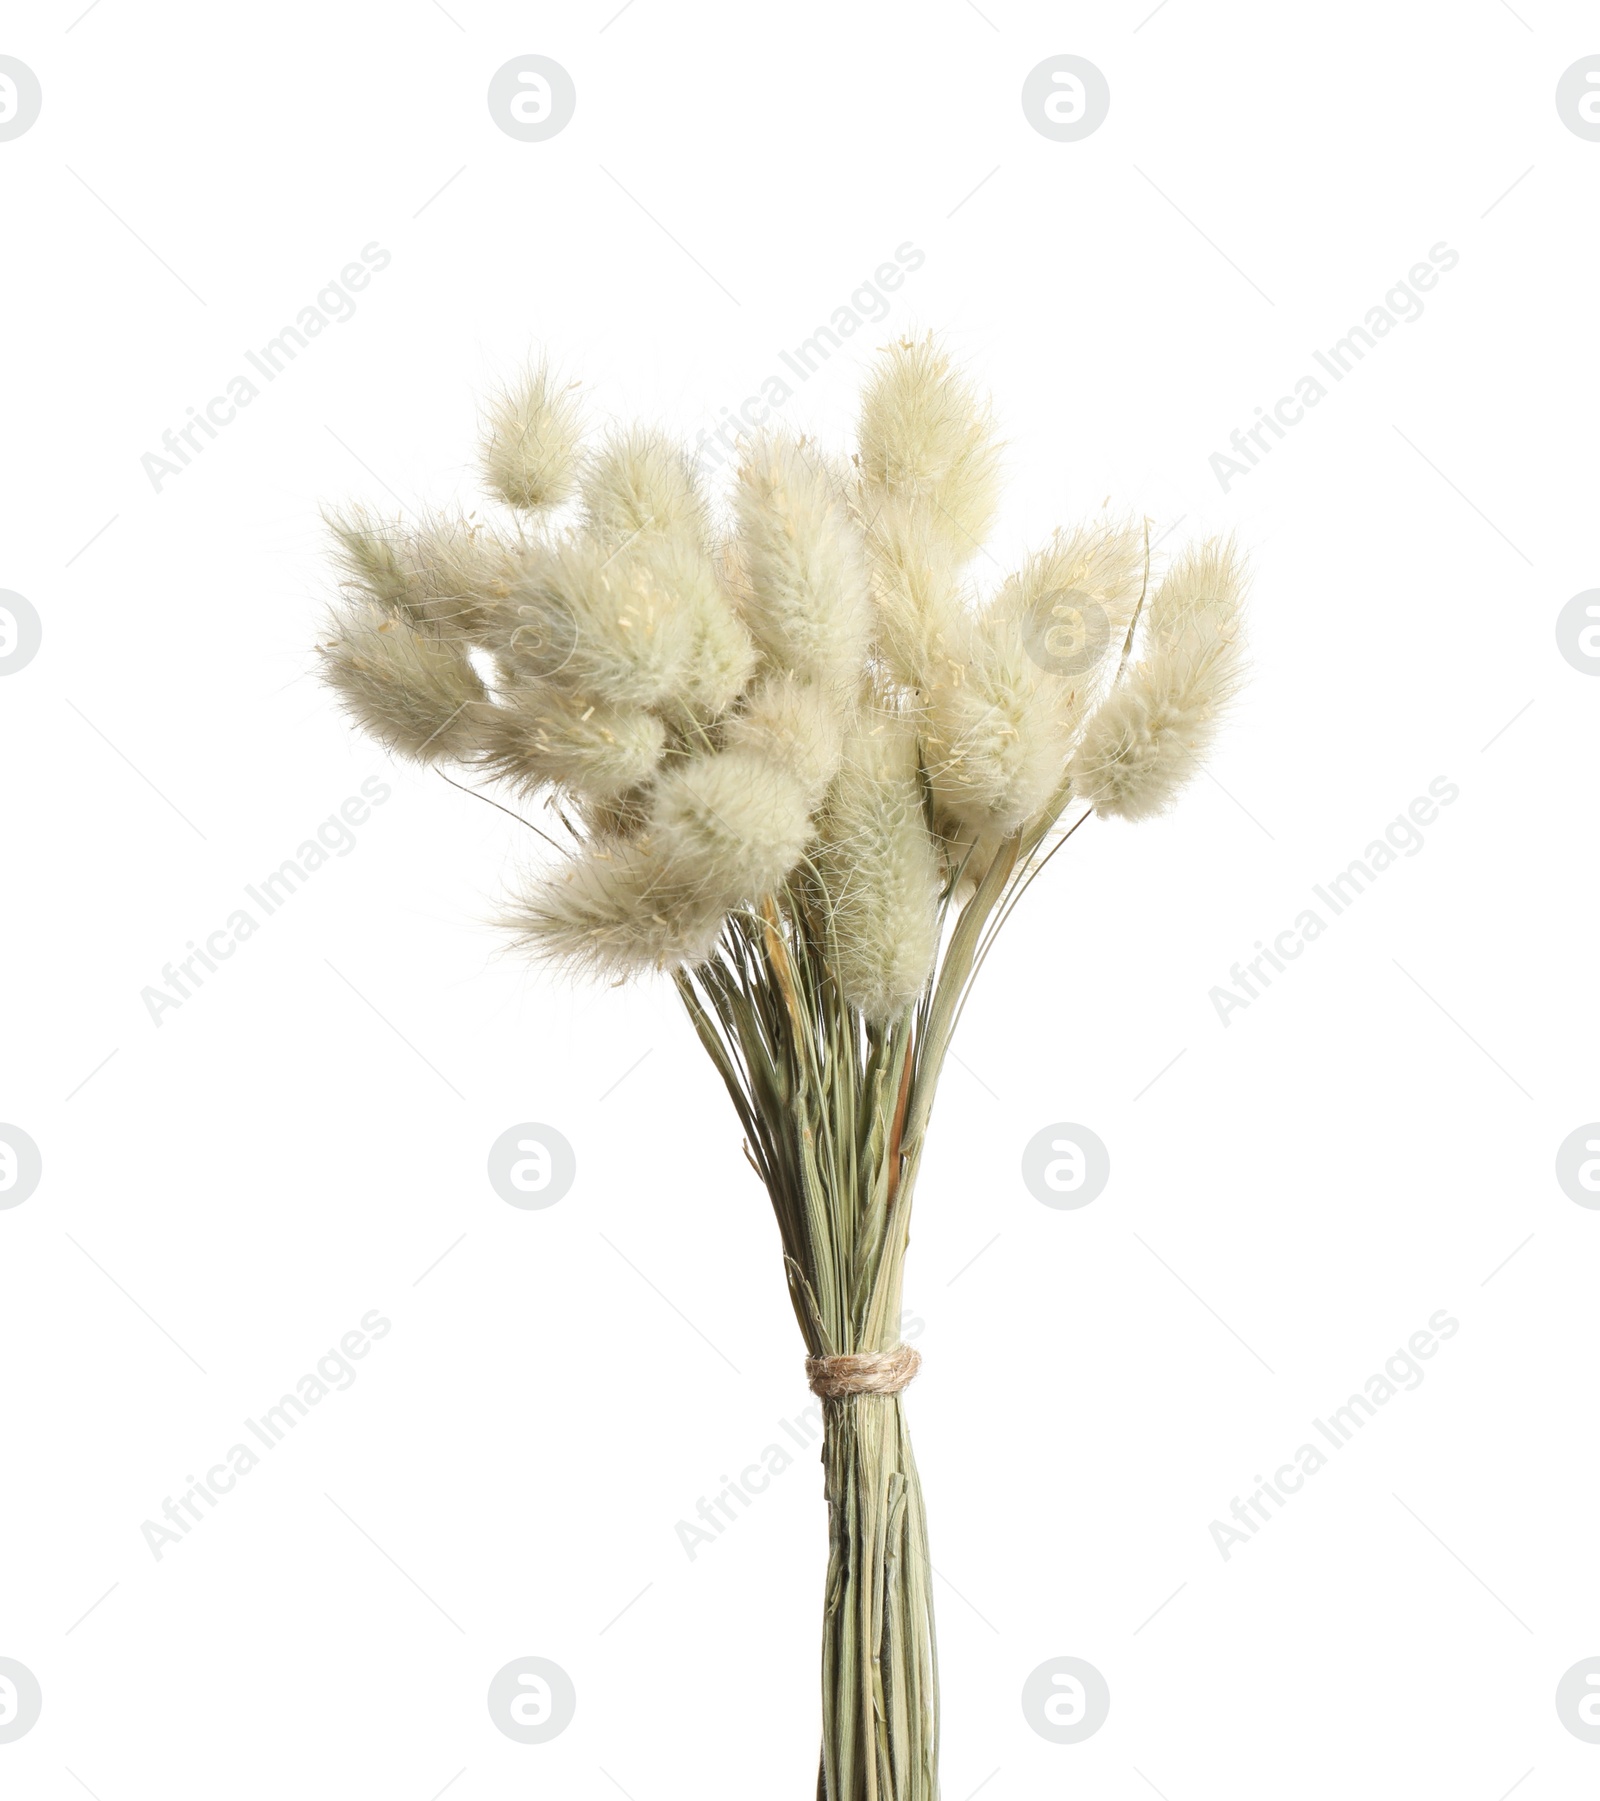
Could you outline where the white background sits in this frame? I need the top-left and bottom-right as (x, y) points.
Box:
(3, 3), (1597, 1797)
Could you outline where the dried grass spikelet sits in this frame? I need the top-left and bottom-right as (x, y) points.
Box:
(581, 429), (756, 720)
(327, 507), (412, 612)
(723, 672), (848, 809)
(481, 362), (583, 513)
(857, 492), (1068, 836)
(991, 519), (1148, 732)
(492, 536), (700, 710)
(857, 337), (1003, 561)
(407, 518), (527, 639)
(511, 746), (816, 975)
(477, 684), (666, 805)
(922, 610), (1072, 835)
(858, 497), (970, 695)
(506, 835), (731, 977)
(328, 508), (526, 643)
(1145, 533), (1246, 653)
(653, 748), (814, 896)
(1067, 657), (1229, 821)
(1068, 538), (1246, 820)
(628, 531), (756, 720)
(732, 436), (873, 694)
(582, 427), (707, 546)
(319, 605), (487, 763)
(814, 706), (942, 1022)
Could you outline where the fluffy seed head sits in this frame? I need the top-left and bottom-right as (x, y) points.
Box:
(1146, 536), (1246, 655)
(992, 520), (1148, 728)
(733, 436), (873, 694)
(652, 748), (815, 899)
(923, 615), (1072, 835)
(481, 363), (584, 512)
(319, 606), (486, 763)
(328, 509), (525, 642)
(857, 338), (1003, 559)
(582, 428), (708, 547)
(510, 747), (815, 977)
(628, 532), (757, 721)
(495, 537), (701, 711)
(724, 673), (848, 809)
(477, 686), (666, 804)
(1068, 539), (1246, 822)
(815, 708), (942, 1022)
(1067, 661), (1219, 819)
(859, 497), (970, 694)
(507, 835), (732, 978)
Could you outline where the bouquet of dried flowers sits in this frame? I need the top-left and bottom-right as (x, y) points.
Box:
(318, 339), (1245, 1800)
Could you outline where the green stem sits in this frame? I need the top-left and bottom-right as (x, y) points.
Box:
(900, 832), (1020, 1163)
(818, 1388), (939, 1801)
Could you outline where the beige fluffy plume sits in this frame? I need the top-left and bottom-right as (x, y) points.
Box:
(814, 707), (943, 1022)
(1068, 539), (1246, 819)
(481, 362), (584, 513)
(318, 341), (1247, 1008)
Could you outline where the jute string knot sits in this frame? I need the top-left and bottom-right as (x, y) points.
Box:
(806, 1344), (922, 1399)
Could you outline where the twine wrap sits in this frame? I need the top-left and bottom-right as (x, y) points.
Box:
(806, 1343), (922, 1399)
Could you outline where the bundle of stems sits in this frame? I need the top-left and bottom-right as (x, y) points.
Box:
(676, 814), (1056, 1797)
(316, 338), (1245, 1799)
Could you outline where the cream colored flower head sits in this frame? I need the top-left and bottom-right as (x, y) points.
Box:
(319, 342), (1246, 1016)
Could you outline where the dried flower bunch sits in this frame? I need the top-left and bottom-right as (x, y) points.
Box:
(319, 339), (1245, 1801)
